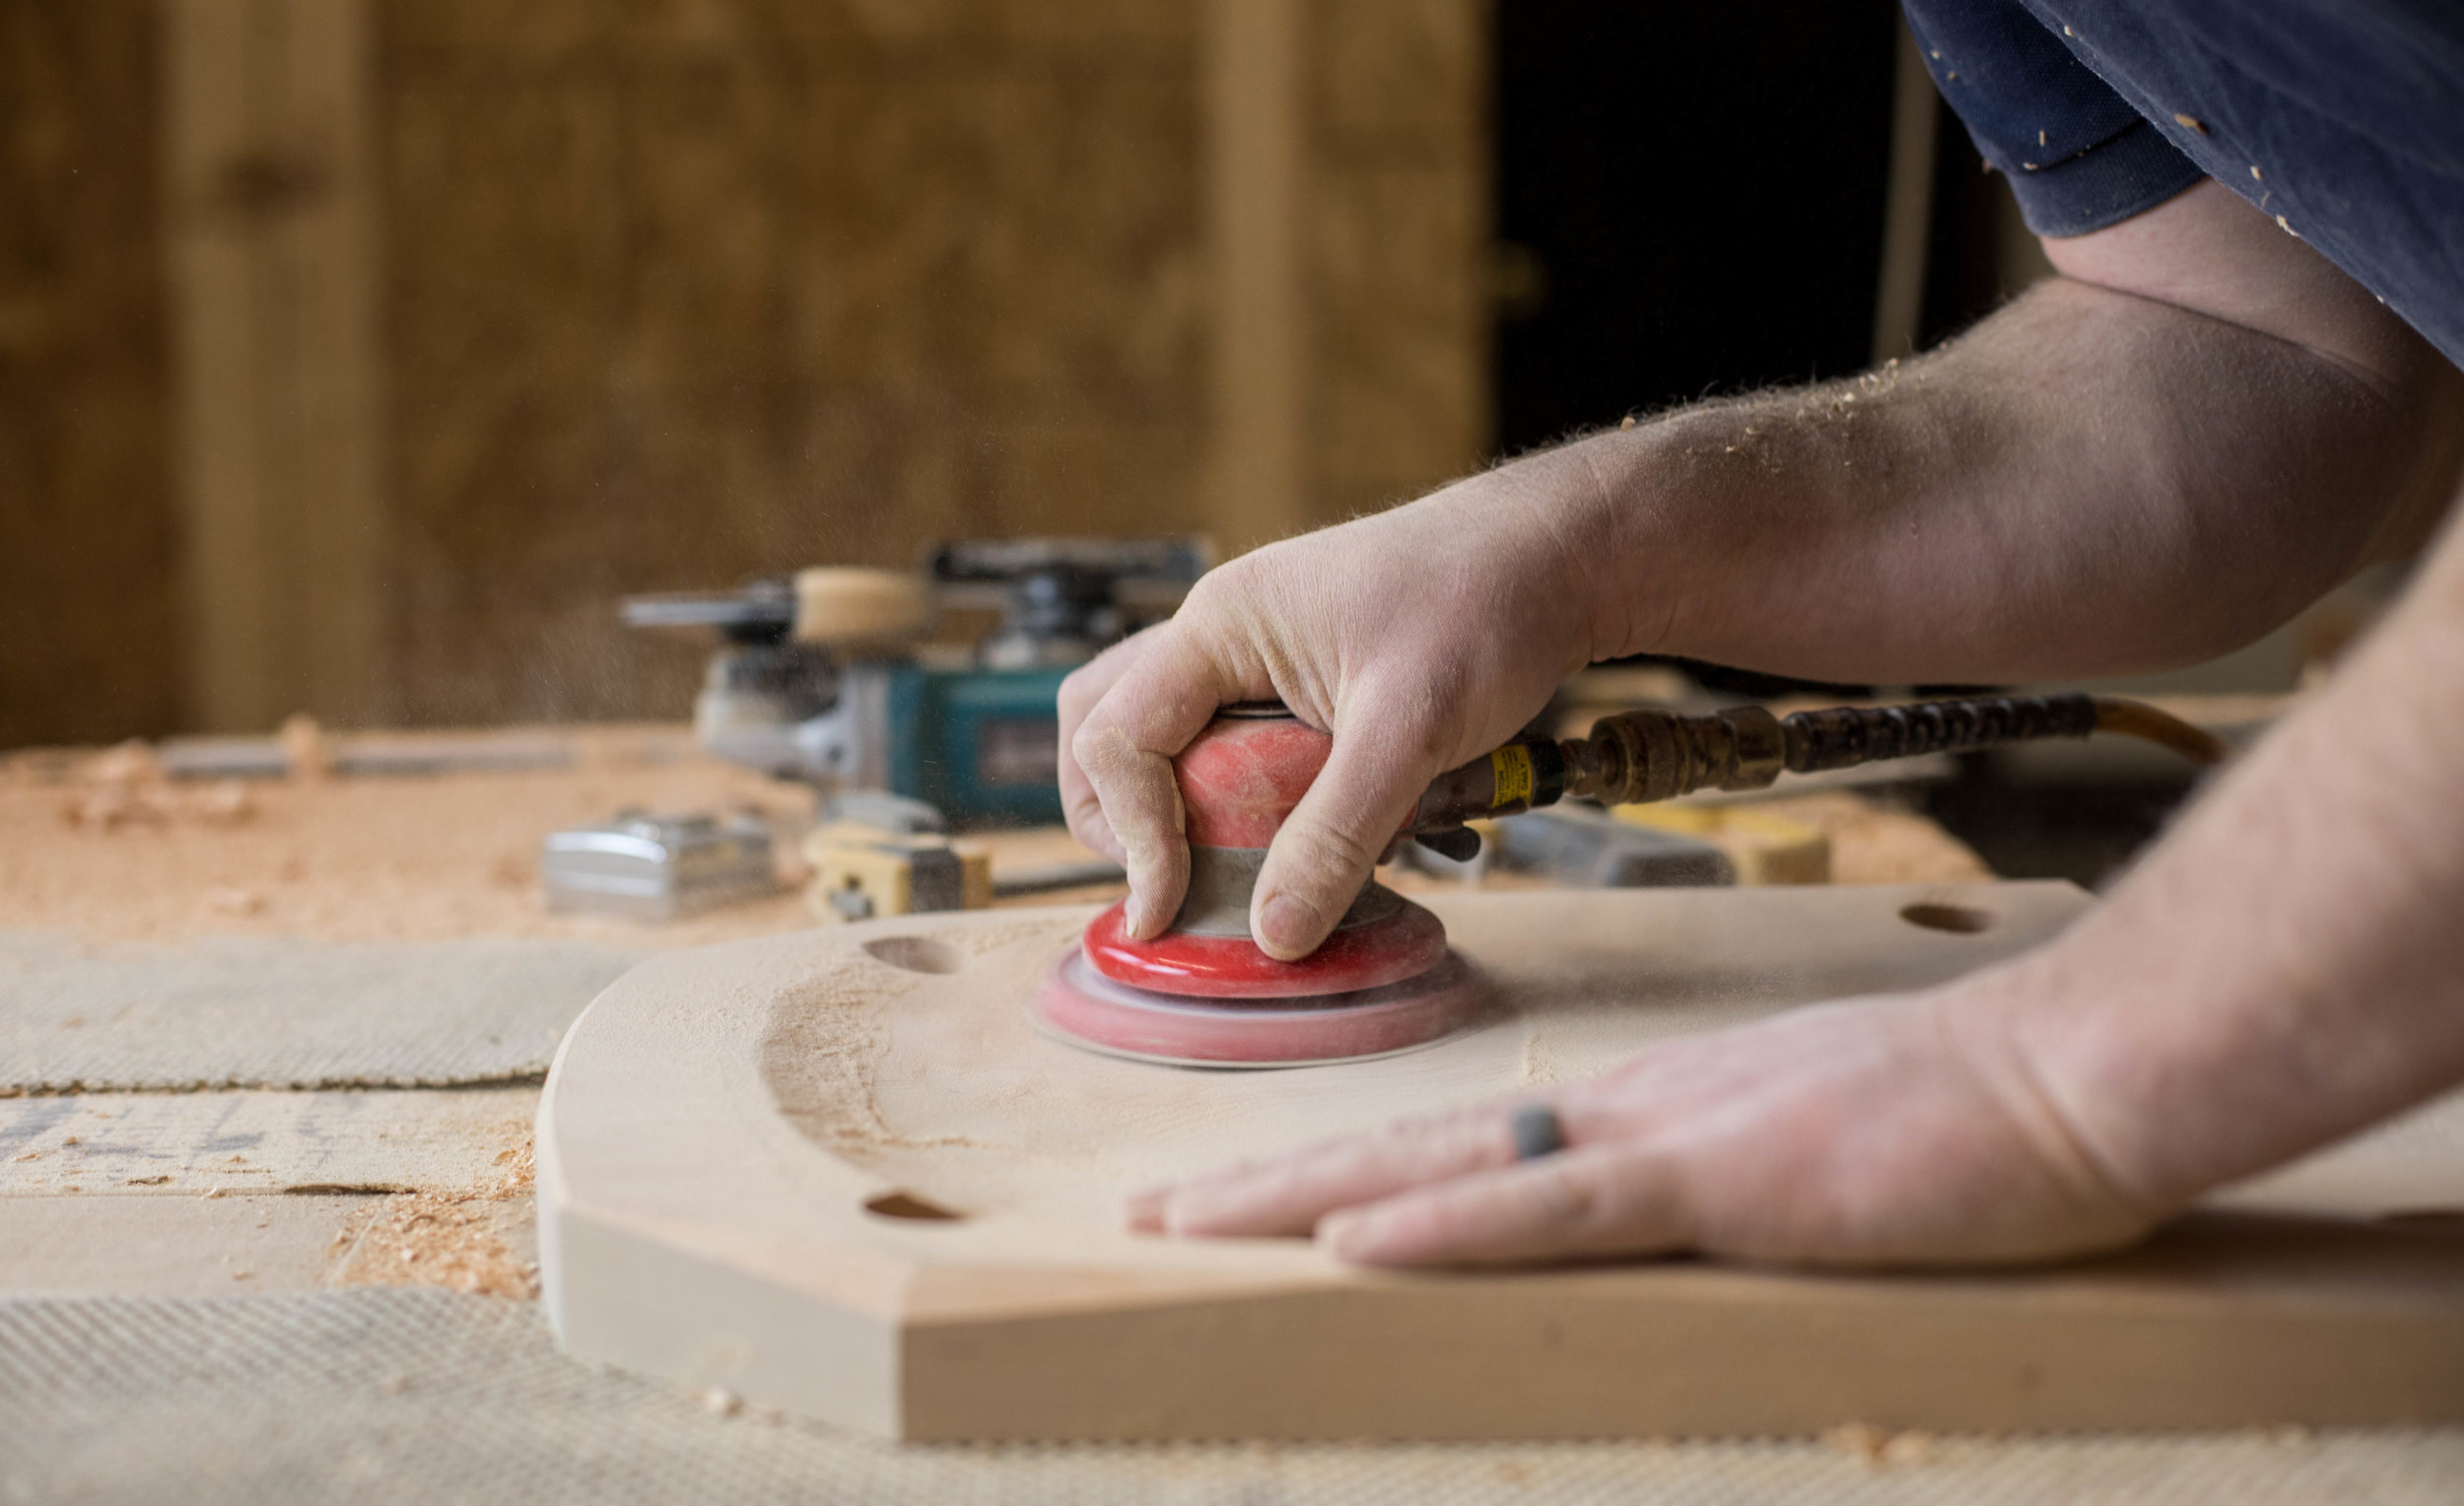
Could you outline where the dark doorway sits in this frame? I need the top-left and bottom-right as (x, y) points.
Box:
(1493, 1), (1904, 454)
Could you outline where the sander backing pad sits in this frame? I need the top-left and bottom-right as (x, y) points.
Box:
(1032, 705), (1487, 1068)
(1030, 947), (1485, 1067)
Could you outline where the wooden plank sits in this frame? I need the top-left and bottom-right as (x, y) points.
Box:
(0, 1085), (540, 1299)
(1204, 0), (1309, 548)
(1871, 14), (1940, 365)
(163, 0), (388, 731)
(0, 1186), (537, 1299)
(0, 0), (183, 749)
(0, 1193), (373, 1295)
(537, 883), (2464, 1439)
(0, 1088), (536, 1196)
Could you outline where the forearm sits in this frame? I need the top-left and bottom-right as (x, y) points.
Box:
(2002, 505), (2464, 1208)
(1551, 275), (2453, 684)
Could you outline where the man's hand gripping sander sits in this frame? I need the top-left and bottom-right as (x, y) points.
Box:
(1031, 704), (1487, 1068)
(1031, 693), (2224, 1069)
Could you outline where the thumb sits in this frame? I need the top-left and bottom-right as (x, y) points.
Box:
(1071, 621), (1261, 938)
(1249, 709), (1443, 960)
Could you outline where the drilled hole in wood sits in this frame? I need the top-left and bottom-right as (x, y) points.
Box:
(1899, 903), (1993, 935)
(863, 1191), (966, 1222)
(862, 935), (962, 974)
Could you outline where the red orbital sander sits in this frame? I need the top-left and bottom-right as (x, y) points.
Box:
(1030, 704), (1487, 1068)
(1028, 689), (2224, 1068)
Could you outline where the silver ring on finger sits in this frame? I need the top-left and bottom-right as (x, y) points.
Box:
(1508, 1103), (1567, 1162)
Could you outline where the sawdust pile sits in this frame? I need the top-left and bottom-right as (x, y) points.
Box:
(3, 723), (1136, 949)
(4, 725), (816, 948)
(56, 741), (262, 835)
(332, 1127), (539, 1300)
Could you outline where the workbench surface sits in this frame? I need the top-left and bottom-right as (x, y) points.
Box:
(5, 727), (2455, 1502)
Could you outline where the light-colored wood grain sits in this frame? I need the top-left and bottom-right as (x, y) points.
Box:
(0, 1088), (536, 1197)
(1205, 0), (1307, 549)
(0, 1193), (373, 1295)
(1870, 14), (1939, 366)
(164, 0), (390, 731)
(0, 1088), (542, 1300)
(0, 0), (182, 750)
(537, 883), (2464, 1440)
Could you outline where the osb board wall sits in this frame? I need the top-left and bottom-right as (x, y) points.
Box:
(0, 0), (179, 747)
(374, 0), (1489, 726)
(1305, 0), (1486, 524)
(0, 0), (1487, 742)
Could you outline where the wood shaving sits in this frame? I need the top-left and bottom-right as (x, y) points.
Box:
(60, 755), (256, 833)
(192, 780), (258, 825)
(333, 1124), (540, 1299)
(61, 782), (171, 831)
(3, 727), (818, 947)
(1882, 1431), (1939, 1466)
(86, 741), (163, 786)
(203, 885), (267, 916)
(280, 714), (336, 781)
(1822, 1422), (1938, 1468)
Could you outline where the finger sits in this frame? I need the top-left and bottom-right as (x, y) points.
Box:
(1319, 1143), (1694, 1267)
(1057, 638), (1149, 865)
(1122, 1185), (1169, 1233)
(1250, 701), (1449, 959)
(1071, 622), (1263, 938)
(1157, 1101), (1538, 1238)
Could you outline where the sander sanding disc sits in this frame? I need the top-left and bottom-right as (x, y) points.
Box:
(1078, 895), (1448, 999)
(1029, 949), (1488, 1068)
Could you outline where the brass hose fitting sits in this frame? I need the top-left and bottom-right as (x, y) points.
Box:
(1408, 692), (2224, 839)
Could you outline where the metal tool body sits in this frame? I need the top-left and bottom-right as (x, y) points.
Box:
(541, 810), (778, 922)
(625, 537), (1207, 826)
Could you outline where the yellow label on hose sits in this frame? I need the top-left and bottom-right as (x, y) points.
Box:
(1489, 744), (1535, 806)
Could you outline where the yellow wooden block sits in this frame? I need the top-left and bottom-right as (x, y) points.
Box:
(1617, 804), (1831, 885)
(804, 823), (992, 923)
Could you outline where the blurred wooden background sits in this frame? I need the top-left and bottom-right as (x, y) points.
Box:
(2, 1), (179, 745)
(1, 0), (1489, 741)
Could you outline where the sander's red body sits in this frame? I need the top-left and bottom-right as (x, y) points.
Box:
(1030, 706), (1486, 1067)
(1026, 687), (2221, 1066)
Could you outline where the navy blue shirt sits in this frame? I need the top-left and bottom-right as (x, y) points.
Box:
(1901, 0), (2464, 369)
